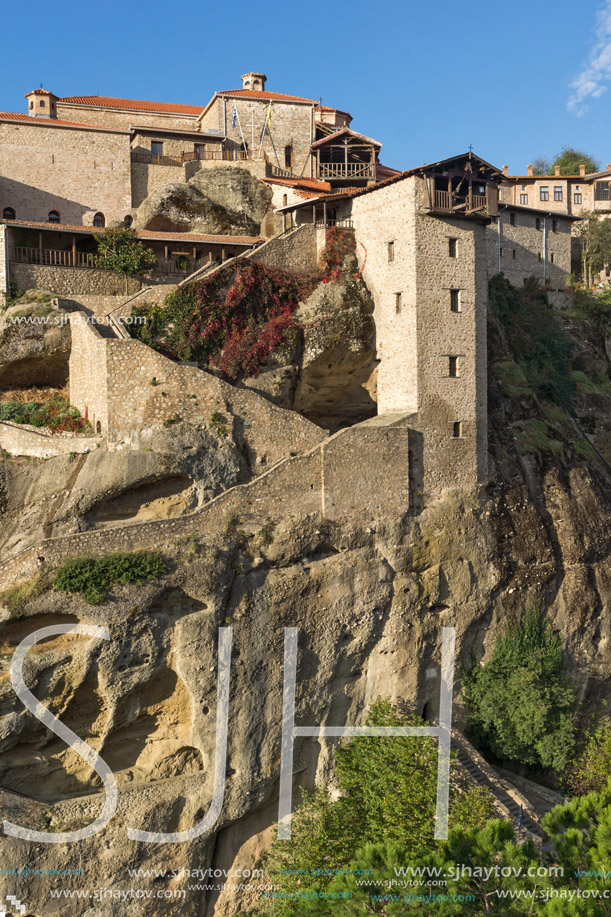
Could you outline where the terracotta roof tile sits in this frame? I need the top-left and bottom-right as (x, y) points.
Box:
(59, 95), (203, 115)
(217, 89), (317, 103)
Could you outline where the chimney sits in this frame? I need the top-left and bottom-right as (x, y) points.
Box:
(502, 165), (508, 176)
(24, 88), (58, 119)
(527, 164), (533, 177)
(580, 163), (586, 176)
(607, 163), (611, 171)
(554, 166), (560, 176)
(241, 71), (267, 92)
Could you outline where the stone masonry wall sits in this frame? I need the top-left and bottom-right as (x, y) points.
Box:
(199, 98), (314, 177)
(0, 421), (100, 458)
(54, 104), (201, 134)
(131, 161), (188, 209)
(10, 263), (144, 296)
(68, 315), (108, 434)
(247, 224), (317, 275)
(486, 210), (572, 289)
(0, 420), (410, 590)
(0, 224), (7, 297)
(0, 122), (132, 225)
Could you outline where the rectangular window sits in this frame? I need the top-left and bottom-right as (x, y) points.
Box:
(574, 192), (582, 204)
(395, 292), (402, 313)
(387, 241), (395, 262)
(536, 217), (541, 230)
(500, 247), (503, 259)
(448, 355), (459, 377)
(509, 212), (516, 226)
(448, 237), (457, 258)
(538, 252), (542, 261)
(512, 249), (516, 260)
(151, 141), (164, 156)
(194, 143), (205, 157)
(519, 193), (528, 205)
(540, 186), (549, 201)
(596, 181), (610, 201)
(554, 186), (563, 201)
(450, 289), (461, 312)
(452, 421), (463, 438)
(552, 219), (558, 232)
(550, 252), (555, 263)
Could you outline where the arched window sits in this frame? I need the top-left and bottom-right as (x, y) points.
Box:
(284, 145), (293, 169)
(2, 207), (15, 220)
(29, 100), (33, 110)
(96, 421), (102, 435)
(48, 210), (60, 223)
(282, 194), (288, 206)
(123, 214), (133, 227)
(93, 212), (105, 228)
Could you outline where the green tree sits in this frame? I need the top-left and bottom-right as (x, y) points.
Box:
(462, 607), (577, 771)
(532, 157), (552, 176)
(552, 147), (599, 176)
(254, 699), (494, 915)
(564, 716), (611, 797)
(96, 227), (157, 289)
(573, 214), (611, 287)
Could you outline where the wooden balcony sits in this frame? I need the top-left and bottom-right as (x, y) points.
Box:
(432, 188), (496, 218)
(131, 149), (266, 168)
(9, 246), (102, 268)
(318, 162), (376, 181)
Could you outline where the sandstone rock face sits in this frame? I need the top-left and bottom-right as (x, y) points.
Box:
(240, 272), (378, 430)
(0, 302), (71, 388)
(132, 167), (273, 236)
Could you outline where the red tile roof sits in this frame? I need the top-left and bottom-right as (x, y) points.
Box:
(217, 89), (317, 104)
(315, 104), (352, 119)
(59, 95), (203, 115)
(25, 88), (56, 97)
(264, 177), (333, 192)
(0, 112), (126, 132)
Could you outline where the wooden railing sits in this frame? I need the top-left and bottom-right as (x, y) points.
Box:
(9, 246), (102, 268)
(318, 162), (375, 180)
(433, 190), (489, 214)
(471, 194), (486, 210)
(130, 151), (183, 167)
(434, 190), (451, 210)
(131, 149), (267, 167)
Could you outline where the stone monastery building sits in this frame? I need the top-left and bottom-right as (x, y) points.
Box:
(0, 71), (588, 496)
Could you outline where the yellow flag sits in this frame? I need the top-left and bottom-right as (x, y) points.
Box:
(267, 103), (272, 128)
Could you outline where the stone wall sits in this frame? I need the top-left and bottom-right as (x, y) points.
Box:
(486, 210), (572, 288)
(131, 161), (188, 209)
(68, 315), (108, 435)
(9, 262), (144, 296)
(247, 224), (318, 275)
(0, 421), (100, 458)
(199, 98), (314, 177)
(54, 104), (201, 134)
(0, 419), (410, 590)
(0, 121), (132, 225)
(346, 174), (487, 493)
(0, 224), (7, 297)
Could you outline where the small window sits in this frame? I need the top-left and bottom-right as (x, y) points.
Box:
(509, 212), (516, 226)
(500, 247), (503, 259)
(395, 292), (402, 314)
(96, 421), (102, 434)
(536, 217), (541, 230)
(48, 210), (60, 223)
(39, 99), (45, 108)
(448, 355), (459, 377)
(387, 241), (395, 262)
(452, 421), (463, 438)
(284, 145), (293, 169)
(512, 249), (516, 259)
(124, 214), (133, 227)
(538, 252), (542, 261)
(574, 192), (582, 204)
(2, 207), (15, 220)
(450, 289), (461, 312)
(151, 141), (163, 157)
(540, 186), (549, 201)
(550, 252), (555, 263)
(552, 219), (558, 232)
(554, 186), (563, 201)
(29, 100), (33, 110)
(282, 194), (288, 206)
(93, 212), (106, 227)
(194, 143), (204, 157)
(519, 193), (528, 205)
(448, 237), (457, 258)
(521, 185), (526, 191)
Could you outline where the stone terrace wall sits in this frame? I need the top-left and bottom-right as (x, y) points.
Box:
(486, 211), (572, 289)
(10, 263), (144, 297)
(0, 421), (100, 458)
(0, 420), (410, 590)
(0, 224), (7, 297)
(246, 224), (317, 275)
(69, 315), (109, 435)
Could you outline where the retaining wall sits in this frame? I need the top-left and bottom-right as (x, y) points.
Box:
(0, 421), (100, 459)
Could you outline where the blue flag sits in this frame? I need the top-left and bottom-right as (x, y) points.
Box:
(232, 103), (238, 129)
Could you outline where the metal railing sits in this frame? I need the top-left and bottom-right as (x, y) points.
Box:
(314, 219), (354, 229)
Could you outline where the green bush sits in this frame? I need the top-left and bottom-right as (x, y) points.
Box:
(462, 607), (577, 771)
(53, 550), (166, 605)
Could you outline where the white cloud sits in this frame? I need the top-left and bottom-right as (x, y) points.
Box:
(568, 1), (611, 115)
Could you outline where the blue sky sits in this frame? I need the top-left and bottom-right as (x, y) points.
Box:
(2, 0), (611, 173)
